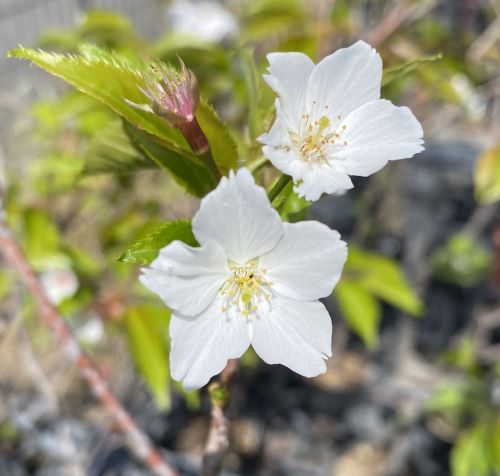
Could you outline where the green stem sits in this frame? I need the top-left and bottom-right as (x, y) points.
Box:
(267, 174), (292, 203)
(248, 156), (269, 174)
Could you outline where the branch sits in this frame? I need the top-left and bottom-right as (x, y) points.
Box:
(0, 216), (179, 476)
(201, 359), (239, 476)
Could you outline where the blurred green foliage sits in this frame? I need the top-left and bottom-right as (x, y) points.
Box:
(428, 339), (500, 476)
(4, 3), (495, 443)
(432, 234), (491, 288)
(474, 146), (500, 204)
(336, 246), (423, 348)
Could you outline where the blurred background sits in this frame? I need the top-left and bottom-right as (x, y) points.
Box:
(0, 0), (500, 475)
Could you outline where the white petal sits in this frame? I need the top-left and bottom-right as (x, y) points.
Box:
(170, 299), (252, 389)
(259, 103), (308, 182)
(261, 145), (307, 183)
(260, 222), (347, 300)
(336, 99), (424, 176)
(192, 168), (283, 264)
(263, 52), (315, 133)
(251, 297), (332, 377)
(257, 104), (291, 147)
(140, 240), (228, 316)
(294, 161), (353, 201)
(306, 41), (382, 121)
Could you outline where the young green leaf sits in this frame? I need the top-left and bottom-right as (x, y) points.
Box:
(345, 246), (423, 316)
(8, 46), (188, 150)
(334, 280), (381, 349)
(196, 100), (238, 176)
(451, 424), (490, 476)
(124, 306), (171, 410)
(119, 220), (198, 265)
(124, 121), (217, 196)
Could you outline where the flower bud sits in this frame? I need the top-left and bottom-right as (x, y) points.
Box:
(129, 59), (209, 155)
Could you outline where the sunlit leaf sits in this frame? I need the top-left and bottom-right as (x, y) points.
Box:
(427, 382), (469, 416)
(118, 220), (198, 265)
(8, 46), (188, 149)
(335, 280), (381, 348)
(451, 424), (490, 476)
(489, 417), (500, 472)
(125, 306), (171, 409)
(345, 246), (423, 316)
(474, 146), (500, 204)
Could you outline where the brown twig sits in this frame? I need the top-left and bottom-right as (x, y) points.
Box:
(362, 0), (438, 47)
(201, 359), (239, 476)
(363, 3), (414, 46)
(0, 216), (179, 476)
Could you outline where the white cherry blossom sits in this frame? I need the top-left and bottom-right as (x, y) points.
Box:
(140, 168), (347, 389)
(258, 40), (424, 201)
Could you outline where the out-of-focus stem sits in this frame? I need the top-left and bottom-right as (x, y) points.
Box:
(0, 217), (179, 476)
(201, 359), (239, 476)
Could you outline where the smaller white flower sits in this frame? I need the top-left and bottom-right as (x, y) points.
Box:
(258, 40), (424, 201)
(140, 168), (347, 390)
(40, 268), (79, 305)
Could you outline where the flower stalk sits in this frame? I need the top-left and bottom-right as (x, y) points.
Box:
(202, 359), (238, 476)
(267, 173), (292, 204)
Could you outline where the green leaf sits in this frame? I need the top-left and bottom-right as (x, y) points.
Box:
(432, 234), (491, 288)
(427, 382), (469, 416)
(8, 46), (187, 149)
(124, 121), (217, 196)
(124, 306), (171, 409)
(474, 146), (500, 204)
(83, 120), (155, 175)
(382, 53), (443, 87)
(334, 280), (381, 349)
(196, 100), (238, 176)
(119, 220), (198, 265)
(451, 424), (490, 476)
(345, 246), (423, 316)
(22, 208), (69, 270)
(489, 418), (500, 472)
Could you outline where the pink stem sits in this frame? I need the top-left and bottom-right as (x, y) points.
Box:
(0, 217), (179, 476)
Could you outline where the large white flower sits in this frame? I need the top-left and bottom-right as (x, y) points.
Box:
(258, 40), (424, 201)
(140, 168), (347, 389)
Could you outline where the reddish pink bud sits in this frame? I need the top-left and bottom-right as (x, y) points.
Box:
(138, 60), (208, 154)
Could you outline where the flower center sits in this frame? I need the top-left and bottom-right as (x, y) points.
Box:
(219, 259), (273, 317)
(291, 112), (349, 164)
